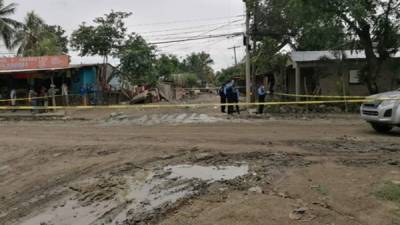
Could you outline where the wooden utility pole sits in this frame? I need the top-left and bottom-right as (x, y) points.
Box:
(228, 46), (240, 66)
(244, 0), (251, 105)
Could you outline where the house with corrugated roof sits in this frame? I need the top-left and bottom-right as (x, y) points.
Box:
(285, 50), (400, 99)
(0, 55), (117, 106)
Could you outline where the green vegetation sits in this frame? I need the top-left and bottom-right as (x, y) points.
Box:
(71, 11), (132, 63)
(216, 64), (243, 86)
(12, 11), (68, 56)
(118, 35), (157, 86)
(375, 182), (400, 204)
(247, 0), (400, 94)
(311, 185), (329, 196)
(0, 0), (21, 49)
(0, 0), (398, 91)
(181, 52), (214, 86)
(70, 11), (215, 87)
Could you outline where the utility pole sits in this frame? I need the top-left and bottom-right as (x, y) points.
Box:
(244, 0), (251, 105)
(228, 46), (240, 66)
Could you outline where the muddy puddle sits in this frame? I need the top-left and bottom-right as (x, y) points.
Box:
(19, 164), (249, 225)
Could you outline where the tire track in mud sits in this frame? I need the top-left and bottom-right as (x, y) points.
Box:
(285, 139), (400, 168)
(10, 150), (312, 225)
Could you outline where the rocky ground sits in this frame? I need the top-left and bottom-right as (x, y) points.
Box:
(0, 101), (400, 225)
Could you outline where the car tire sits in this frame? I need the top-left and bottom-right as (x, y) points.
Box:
(371, 123), (393, 133)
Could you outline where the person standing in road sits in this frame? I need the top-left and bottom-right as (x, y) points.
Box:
(219, 83), (227, 113)
(257, 83), (266, 114)
(225, 80), (235, 115)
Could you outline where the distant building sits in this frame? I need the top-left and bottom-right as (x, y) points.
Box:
(0, 55), (117, 105)
(285, 50), (400, 98)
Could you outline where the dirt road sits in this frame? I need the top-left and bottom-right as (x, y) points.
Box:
(0, 109), (399, 225)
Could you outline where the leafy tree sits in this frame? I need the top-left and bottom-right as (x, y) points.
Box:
(155, 54), (181, 81)
(250, 0), (348, 51)
(250, 0), (297, 50)
(250, 0), (400, 94)
(182, 52), (214, 85)
(70, 11), (132, 63)
(322, 0), (398, 94)
(118, 35), (158, 85)
(12, 11), (68, 56)
(45, 25), (68, 53)
(12, 11), (44, 56)
(0, 0), (21, 49)
(216, 64), (243, 86)
(184, 73), (199, 88)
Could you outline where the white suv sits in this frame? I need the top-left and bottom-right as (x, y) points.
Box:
(360, 90), (400, 133)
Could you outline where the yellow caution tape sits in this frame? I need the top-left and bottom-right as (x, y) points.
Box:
(0, 99), (370, 110)
(0, 94), (80, 103)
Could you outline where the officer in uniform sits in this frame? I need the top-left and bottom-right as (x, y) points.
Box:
(257, 83), (266, 114)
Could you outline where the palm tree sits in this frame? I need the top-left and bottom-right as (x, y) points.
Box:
(12, 11), (45, 56)
(0, 0), (21, 49)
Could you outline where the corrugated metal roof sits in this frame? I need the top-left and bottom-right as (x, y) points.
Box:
(0, 63), (111, 74)
(290, 50), (400, 62)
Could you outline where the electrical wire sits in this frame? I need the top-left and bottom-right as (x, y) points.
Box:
(148, 32), (242, 45)
(137, 21), (244, 35)
(142, 23), (243, 39)
(145, 29), (243, 42)
(128, 15), (244, 27)
(149, 19), (244, 48)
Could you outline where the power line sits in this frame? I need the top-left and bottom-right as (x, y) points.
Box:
(159, 35), (240, 52)
(149, 19), (243, 48)
(195, 20), (242, 37)
(157, 34), (242, 50)
(173, 36), (237, 52)
(128, 15), (245, 27)
(137, 21), (244, 35)
(142, 23), (243, 39)
(149, 32), (242, 45)
(145, 28), (243, 42)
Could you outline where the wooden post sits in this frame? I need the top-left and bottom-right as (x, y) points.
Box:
(245, 7), (251, 106)
(295, 63), (301, 101)
(50, 76), (56, 111)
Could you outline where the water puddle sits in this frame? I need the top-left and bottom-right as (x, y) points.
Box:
(19, 200), (115, 225)
(19, 164), (249, 225)
(165, 164), (249, 182)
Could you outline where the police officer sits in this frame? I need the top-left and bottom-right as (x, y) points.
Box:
(225, 80), (235, 115)
(257, 83), (266, 114)
(219, 83), (227, 113)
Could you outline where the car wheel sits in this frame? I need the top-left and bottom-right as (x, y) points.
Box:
(371, 123), (393, 133)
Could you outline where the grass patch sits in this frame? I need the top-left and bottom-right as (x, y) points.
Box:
(375, 182), (400, 204)
(311, 185), (329, 196)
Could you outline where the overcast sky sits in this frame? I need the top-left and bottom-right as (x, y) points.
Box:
(8, 0), (245, 71)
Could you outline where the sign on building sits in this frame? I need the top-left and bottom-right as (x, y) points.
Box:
(0, 55), (70, 71)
